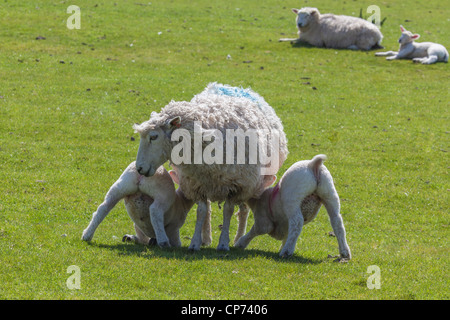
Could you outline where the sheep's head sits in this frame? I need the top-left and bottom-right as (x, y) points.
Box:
(133, 116), (181, 177)
(398, 25), (420, 44)
(292, 7), (319, 29)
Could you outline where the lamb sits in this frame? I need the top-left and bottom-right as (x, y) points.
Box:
(280, 7), (383, 50)
(81, 161), (212, 247)
(133, 82), (288, 252)
(235, 155), (351, 260)
(375, 25), (448, 64)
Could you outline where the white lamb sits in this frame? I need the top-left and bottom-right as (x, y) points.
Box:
(235, 155), (351, 260)
(375, 25), (448, 64)
(133, 83), (288, 252)
(280, 7), (383, 50)
(81, 162), (211, 247)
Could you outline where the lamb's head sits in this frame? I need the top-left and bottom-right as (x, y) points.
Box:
(133, 116), (181, 177)
(292, 7), (319, 29)
(398, 25), (420, 45)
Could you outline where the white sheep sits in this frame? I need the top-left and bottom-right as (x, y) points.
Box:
(375, 25), (448, 64)
(235, 155), (351, 260)
(133, 83), (288, 252)
(81, 161), (212, 247)
(280, 7), (383, 50)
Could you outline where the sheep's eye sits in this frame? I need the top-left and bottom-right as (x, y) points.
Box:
(149, 133), (158, 141)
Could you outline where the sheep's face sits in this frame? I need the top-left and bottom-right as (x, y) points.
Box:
(398, 25), (420, 44)
(293, 7), (318, 29)
(134, 117), (181, 177)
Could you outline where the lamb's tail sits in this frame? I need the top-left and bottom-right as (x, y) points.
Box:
(308, 154), (327, 182)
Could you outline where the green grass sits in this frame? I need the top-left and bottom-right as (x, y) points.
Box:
(0, 0), (448, 300)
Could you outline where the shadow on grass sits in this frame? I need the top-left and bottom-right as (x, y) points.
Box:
(87, 242), (323, 265)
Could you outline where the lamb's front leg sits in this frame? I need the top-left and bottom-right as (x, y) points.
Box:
(234, 203), (250, 244)
(375, 51), (397, 57)
(217, 200), (235, 251)
(149, 201), (170, 248)
(188, 201), (208, 251)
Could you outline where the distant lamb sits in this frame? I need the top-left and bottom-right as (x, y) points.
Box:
(280, 7), (383, 50)
(235, 155), (351, 260)
(375, 25), (448, 64)
(133, 83), (288, 252)
(81, 162), (211, 247)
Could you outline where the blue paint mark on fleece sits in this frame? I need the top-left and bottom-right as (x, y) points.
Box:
(215, 85), (259, 103)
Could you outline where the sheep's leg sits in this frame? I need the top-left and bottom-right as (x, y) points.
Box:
(279, 205), (304, 258)
(322, 197), (351, 260)
(189, 201), (208, 251)
(375, 51), (397, 57)
(82, 193), (123, 241)
(234, 203), (250, 244)
(201, 200), (212, 246)
(149, 202), (170, 248)
(217, 200), (235, 251)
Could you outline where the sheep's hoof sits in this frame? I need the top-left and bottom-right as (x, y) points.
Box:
(279, 251), (293, 258)
(148, 238), (157, 246)
(122, 235), (134, 243)
(158, 241), (170, 248)
(188, 245), (201, 252)
(216, 244), (230, 252)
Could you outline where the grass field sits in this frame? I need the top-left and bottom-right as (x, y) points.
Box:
(0, 0), (448, 300)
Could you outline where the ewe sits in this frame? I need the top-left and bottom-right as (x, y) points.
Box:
(280, 7), (383, 50)
(375, 25), (448, 64)
(133, 83), (288, 251)
(81, 162), (211, 247)
(235, 155), (351, 259)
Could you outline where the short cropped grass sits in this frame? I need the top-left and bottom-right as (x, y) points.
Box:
(0, 0), (448, 299)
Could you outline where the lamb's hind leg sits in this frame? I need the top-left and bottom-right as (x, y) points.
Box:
(279, 204), (304, 258)
(189, 201), (208, 251)
(217, 200), (235, 251)
(82, 188), (127, 241)
(319, 191), (351, 259)
(417, 55), (438, 64)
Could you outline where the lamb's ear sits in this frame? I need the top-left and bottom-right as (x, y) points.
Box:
(263, 175), (277, 188)
(168, 170), (179, 185)
(311, 9), (318, 15)
(400, 25), (406, 32)
(411, 34), (420, 40)
(292, 8), (299, 14)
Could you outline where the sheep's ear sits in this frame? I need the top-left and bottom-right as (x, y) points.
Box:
(166, 116), (181, 130)
(292, 8), (299, 14)
(311, 9), (317, 15)
(411, 34), (420, 40)
(400, 25), (406, 32)
(168, 170), (179, 184)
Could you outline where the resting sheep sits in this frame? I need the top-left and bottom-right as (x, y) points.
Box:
(375, 25), (448, 64)
(235, 155), (351, 260)
(133, 83), (288, 252)
(81, 162), (212, 247)
(280, 7), (383, 50)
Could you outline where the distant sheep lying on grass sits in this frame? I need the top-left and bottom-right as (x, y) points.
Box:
(235, 155), (351, 260)
(280, 7), (383, 50)
(81, 162), (211, 247)
(375, 25), (448, 64)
